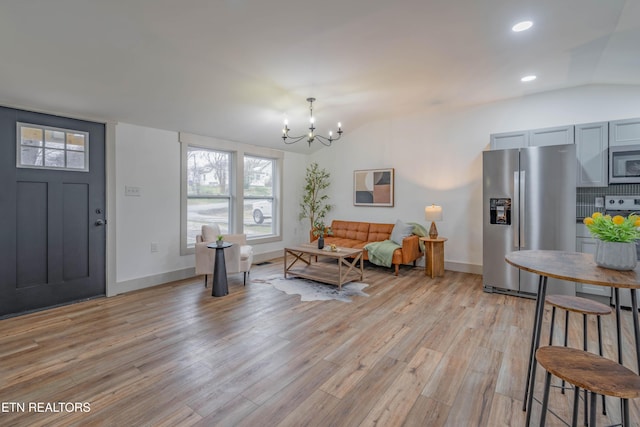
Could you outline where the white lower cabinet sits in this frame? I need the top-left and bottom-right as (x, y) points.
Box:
(576, 224), (612, 297)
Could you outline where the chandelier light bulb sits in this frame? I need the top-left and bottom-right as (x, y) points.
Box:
(338, 122), (342, 129)
(284, 118), (288, 125)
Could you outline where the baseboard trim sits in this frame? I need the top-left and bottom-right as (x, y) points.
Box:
(253, 250), (282, 265)
(107, 256), (481, 297)
(109, 267), (196, 296)
(445, 261), (482, 275)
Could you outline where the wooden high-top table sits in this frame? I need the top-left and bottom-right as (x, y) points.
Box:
(505, 250), (640, 426)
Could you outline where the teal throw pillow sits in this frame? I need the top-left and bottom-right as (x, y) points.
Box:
(390, 220), (414, 245)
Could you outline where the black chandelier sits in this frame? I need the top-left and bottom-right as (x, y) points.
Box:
(282, 98), (343, 147)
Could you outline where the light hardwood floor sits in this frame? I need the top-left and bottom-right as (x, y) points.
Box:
(1, 260), (639, 426)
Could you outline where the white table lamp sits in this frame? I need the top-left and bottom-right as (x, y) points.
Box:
(425, 204), (443, 239)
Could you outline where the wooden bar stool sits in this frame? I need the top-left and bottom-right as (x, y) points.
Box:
(545, 294), (612, 421)
(536, 346), (640, 427)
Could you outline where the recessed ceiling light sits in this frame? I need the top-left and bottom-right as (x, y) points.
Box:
(512, 21), (533, 32)
(521, 75), (537, 82)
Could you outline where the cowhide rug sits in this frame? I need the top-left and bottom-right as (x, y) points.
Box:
(253, 275), (369, 303)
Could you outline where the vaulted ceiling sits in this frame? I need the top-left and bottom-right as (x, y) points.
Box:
(0, 0), (638, 153)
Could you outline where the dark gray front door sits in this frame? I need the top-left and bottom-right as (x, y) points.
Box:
(0, 107), (106, 317)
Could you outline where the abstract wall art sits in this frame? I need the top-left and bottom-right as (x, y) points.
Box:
(353, 168), (394, 207)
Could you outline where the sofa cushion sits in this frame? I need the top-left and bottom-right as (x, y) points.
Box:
(324, 237), (368, 250)
(331, 220), (369, 241)
(368, 222), (394, 242)
(390, 220), (414, 245)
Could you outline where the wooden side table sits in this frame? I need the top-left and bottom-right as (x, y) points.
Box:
(419, 237), (447, 278)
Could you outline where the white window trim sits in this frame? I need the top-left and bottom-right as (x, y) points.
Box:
(179, 132), (284, 255)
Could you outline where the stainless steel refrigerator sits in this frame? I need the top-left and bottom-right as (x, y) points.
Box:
(483, 144), (577, 296)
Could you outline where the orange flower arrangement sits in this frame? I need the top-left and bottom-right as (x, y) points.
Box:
(583, 212), (640, 242)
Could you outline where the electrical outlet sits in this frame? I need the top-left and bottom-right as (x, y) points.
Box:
(150, 242), (158, 253)
(125, 186), (141, 197)
(595, 197), (604, 208)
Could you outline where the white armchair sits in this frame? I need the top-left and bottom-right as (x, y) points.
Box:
(195, 225), (254, 287)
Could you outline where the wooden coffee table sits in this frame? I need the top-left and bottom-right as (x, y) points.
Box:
(284, 244), (364, 290)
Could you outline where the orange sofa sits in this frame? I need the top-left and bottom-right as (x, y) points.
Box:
(315, 220), (423, 275)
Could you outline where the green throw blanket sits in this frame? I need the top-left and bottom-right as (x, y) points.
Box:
(364, 222), (428, 268)
(410, 222), (428, 252)
(364, 240), (400, 268)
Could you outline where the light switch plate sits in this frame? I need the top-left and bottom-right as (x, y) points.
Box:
(125, 186), (141, 197)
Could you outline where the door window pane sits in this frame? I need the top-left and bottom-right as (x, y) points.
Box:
(21, 127), (43, 147)
(67, 133), (86, 151)
(44, 149), (65, 167)
(17, 123), (89, 172)
(20, 146), (43, 166)
(67, 151), (86, 169)
(45, 130), (65, 149)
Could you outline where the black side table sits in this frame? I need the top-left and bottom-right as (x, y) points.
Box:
(206, 242), (233, 297)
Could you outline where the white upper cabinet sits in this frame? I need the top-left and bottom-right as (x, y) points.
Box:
(529, 125), (575, 147)
(609, 118), (640, 147)
(490, 126), (574, 150)
(576, 122), (608, 187)
(489, 131), (528, 150)
(490, 118), (640, 187)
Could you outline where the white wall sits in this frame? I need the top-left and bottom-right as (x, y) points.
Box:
(111, 123), (308, 295)
(110, 84), (640, 292)
(114, 124), (190, 285)
(310, 84), (640, 273)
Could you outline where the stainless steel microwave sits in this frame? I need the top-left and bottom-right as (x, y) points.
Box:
(610, 144), (640, 183)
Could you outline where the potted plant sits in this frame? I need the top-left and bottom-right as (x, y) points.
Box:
(299, 162), (332, 242)
(216, 234), (224, 247)
(312, 221), (333, 249)
(583, 212), (640, 270)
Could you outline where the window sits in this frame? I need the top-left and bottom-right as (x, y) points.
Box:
(244, 155), (275, 237)
(180, 132), (284, 255)
(17, 122), (89, 171)
(185, 147), (232, 247)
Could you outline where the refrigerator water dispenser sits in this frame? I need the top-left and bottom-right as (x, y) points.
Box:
(489, 198), (511, 225)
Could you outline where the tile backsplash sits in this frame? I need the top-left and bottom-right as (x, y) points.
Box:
(577, 184), (640, 219)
